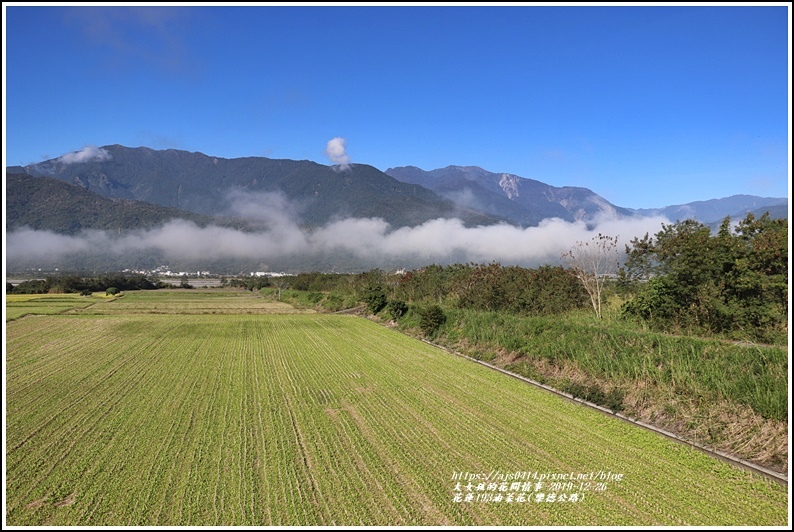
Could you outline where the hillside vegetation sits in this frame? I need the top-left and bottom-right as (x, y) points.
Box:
(5, 172), (219, 234)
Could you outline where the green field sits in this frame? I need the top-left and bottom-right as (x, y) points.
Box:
(5, 290), (789, 526)
(5, 293), (111, 321)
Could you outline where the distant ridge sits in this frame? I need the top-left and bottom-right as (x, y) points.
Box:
(5, 145), (788, 273)
(628, 195), (789, 224)
(385, 165), (633, 226)
(7, 145), (788, 239)
(6, 172), (222, 234)
(17, 145), (501, 229)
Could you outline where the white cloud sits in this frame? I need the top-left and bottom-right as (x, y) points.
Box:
(57, 146), (112, 164)
(324, 137), (351, 170)
(223, 189), (302, 229)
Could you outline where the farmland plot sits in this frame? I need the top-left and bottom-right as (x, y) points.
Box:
(5, 293), (107, 321)
(75, 289), (309, 315)
(5, 294), (788, 526)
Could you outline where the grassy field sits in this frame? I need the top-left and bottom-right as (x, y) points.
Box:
(5, 290), (789, 526)
(4, 293), (114, 321)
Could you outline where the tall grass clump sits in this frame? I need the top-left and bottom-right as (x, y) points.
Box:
(434, 308), (787, 422)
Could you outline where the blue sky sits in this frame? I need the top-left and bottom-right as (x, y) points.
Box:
(3, 3), (790, 209)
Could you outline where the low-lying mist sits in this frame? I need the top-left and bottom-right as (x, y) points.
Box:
(6, 190), (671, 273)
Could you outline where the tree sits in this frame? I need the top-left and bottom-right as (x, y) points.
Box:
(562, 233), (620, 320)
(106, 287), (120, 296)
(271, 276), (290, 301)
(620, 214), (787, 341)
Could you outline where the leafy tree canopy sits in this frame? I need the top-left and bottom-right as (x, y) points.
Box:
(621, 213), (787, 342)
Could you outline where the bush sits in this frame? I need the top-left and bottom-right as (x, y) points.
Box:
(320, 293), (346, 312)
(420, 305), (446, 337)
(306, 292), (324, 304)
(362, 285), (387, 315)
(106, 287), (120, 296)
(386, 300), (408, 321)
(80, 289), (93, 296)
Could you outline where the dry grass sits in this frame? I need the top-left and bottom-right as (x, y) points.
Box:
(623, 384), (789, 475)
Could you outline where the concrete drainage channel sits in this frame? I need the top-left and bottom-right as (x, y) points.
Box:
(412, 337), (788, 488)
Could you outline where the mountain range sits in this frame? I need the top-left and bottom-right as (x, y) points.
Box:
(9, 145), (786, 235)
(8, 145), (498, 230)
(384, 165), (789, 227)
(385, 165), (635, 226)
(629, 196), (789, 225)
(5, 145), (788, 272)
